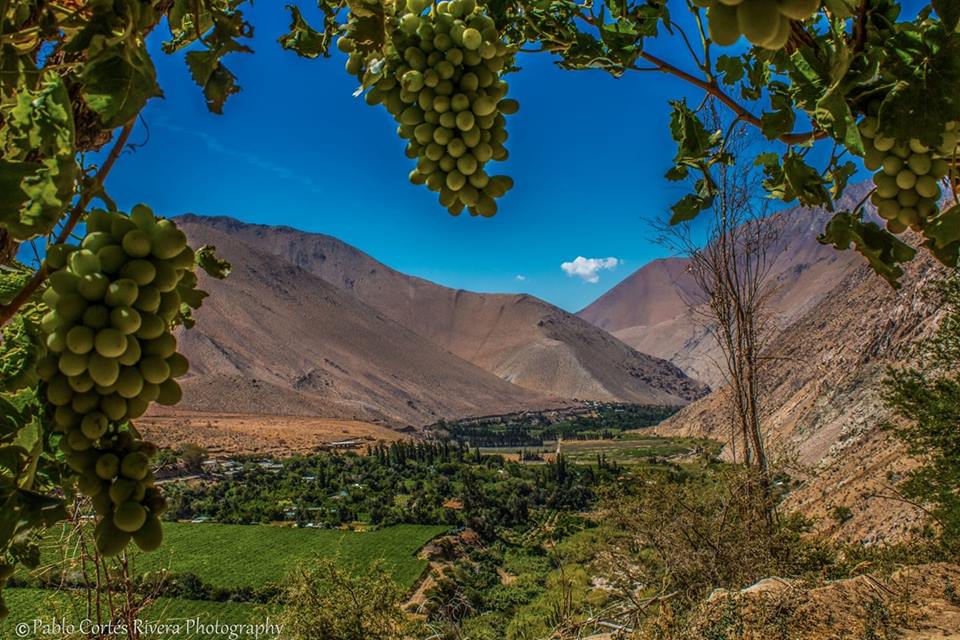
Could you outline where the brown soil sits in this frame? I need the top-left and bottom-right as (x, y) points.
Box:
(136, 412), (409, 458)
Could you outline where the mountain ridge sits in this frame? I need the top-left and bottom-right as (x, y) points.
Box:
(175, 214), (708, 406)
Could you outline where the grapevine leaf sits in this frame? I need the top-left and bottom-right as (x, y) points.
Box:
(828, 161), (858, 200)
(816, 88), (863, 155)
(819, 212), (917, 287)
(0, 266), (45, 393)
(923, 205), (960, 268)
(664, 165), (688, 182)
(783, 153), (831, 208)
(279, 5), (328, 59)
(187, 51), (241, 114)
(80, 43), (163, 128)
(0, 161), (38, 224)
(668, 99), (717, 167)
(925, 240), (960, 267)
(821, 0), (856, 18)
(715, 55), (744, 85)
(932, 0), (960, 30)
(0, 63), (76, 241)
(878, 27), (960, 146)
(165, 0), (217, 52)
(196, 245), (232, 279)
(760, 83), (795, 141)
(670, 193), (714, 225)
(759, 152), (831, 208)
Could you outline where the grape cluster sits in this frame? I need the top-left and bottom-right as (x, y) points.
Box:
(861, 114), (957, 234)
(37, 205), (196, 555)
(341, 0), (517, 216)
(67, 428), (167, 555)
(699, 0), (820, 49)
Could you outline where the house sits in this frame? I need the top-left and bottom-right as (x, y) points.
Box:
(322, 440), (362, 450)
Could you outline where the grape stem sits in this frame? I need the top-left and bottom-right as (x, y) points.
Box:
(0, 119), (136, 330)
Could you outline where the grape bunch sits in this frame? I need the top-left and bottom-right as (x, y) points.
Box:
(860, 113), (957, 234)
(36, 205), (197, 555)
(341, 0), (517, 216)
(67, 428), (167, 555)
(699, 0), (820, 49)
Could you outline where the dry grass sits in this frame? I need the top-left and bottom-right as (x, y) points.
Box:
(137, 412), (410, 458)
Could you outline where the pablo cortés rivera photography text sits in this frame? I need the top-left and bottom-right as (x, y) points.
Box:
(13, 617), (282, 640)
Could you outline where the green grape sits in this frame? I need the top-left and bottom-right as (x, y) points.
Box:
(736, 0), (780, 46)
(38, 205), (203, 559)
(349, 0), (517, 215)
(83, 305), (110, 330)
(95, 453), (120, 480)
(110, 307), (142, 335)
(140, 356), (171, 385)
(77, 273), (110, 301)
(156, 379), (182, 406)
(120, 259), (156, 286)
(94, 519), (131, 557)
(133, 516), (164, 552)
(59, 351), (89, 377)
(120, 452), (150, 481)
(860, 113), (957, 235)
(105, 279), (139, 307)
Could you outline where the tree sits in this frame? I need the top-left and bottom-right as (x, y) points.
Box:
(179, 443), (209, 474)
(660, 113), (780, 511)
(276, 558), (411, 640)
(883, 271), (960, 554)
(1, 0), (958, 615)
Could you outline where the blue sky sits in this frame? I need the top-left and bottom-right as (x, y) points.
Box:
(96, 1), (923, 312)
(90, 2), (720, 312)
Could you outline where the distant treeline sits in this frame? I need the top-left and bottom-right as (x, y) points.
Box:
(432, 403), (680, 447)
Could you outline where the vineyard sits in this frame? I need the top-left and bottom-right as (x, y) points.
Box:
(34, 522), (448, 591)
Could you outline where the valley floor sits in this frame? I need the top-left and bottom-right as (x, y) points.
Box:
(137, 413), (408, 458)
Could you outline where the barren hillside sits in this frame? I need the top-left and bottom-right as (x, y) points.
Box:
(156, 223), (567, 427)
(176, 215), (707, 405)
(656, 252), (943, 543)
(577, 185), (873, 388)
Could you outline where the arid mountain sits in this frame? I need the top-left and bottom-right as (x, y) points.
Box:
(656, 251), (941, 543)
(577, 185), (873, 388)
(576, 183), (945, 543)
(176, 215), (707, 406)
(158, 222), (563, 427)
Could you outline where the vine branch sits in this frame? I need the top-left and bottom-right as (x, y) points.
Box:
(0, 119), (135, 329)
(636, 50), (827, 146)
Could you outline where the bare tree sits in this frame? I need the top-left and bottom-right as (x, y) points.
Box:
(660, 109), (781, 514)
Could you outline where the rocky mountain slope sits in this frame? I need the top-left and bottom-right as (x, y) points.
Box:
(577, 185), (873, 388)
(656, 251), (942, 542)
(160, 222), (561, 427)
(176, 215), (707, 406)
(576, 183), (946, 542)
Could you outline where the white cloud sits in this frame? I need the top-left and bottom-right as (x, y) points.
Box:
(515, 275), (526, 281)
(560, 256), (620, 284)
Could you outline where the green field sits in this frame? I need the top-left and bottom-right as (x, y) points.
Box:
(38, 522), (448, 590)
(2, 588), (274, 639)
(480, 435), (720, 465)
(560, 435), (721, 463)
